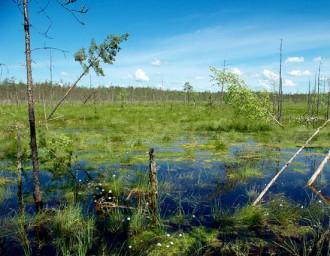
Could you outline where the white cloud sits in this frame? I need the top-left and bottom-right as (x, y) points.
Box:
(285, 56), (304, 64)
(258, 79), (271, 90)
(284, 79), (295, 87)
(134, 68), (149, 82)
(313, 56), (322, 62)
(230, 67), (242, 76)
(151, 58), (162, 66)
(287, 70), (311, 77)
(263, 69), (279, 81)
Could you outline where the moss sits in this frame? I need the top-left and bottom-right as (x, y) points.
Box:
(129, 228), (219, 256)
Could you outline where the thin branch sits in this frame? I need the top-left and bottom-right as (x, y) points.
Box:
(31, 46), (69, 58)
(55, 0), (88, 26)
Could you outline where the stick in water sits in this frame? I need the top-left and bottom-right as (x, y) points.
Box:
(307, 149), (330, 186)
(253, 118), (330, 206)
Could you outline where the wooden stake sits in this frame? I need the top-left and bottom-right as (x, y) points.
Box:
(307, 150), (330, 186)
(148, 148), (158, 224)
(253, 118), (330, 206)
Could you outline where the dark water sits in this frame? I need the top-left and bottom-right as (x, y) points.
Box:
(1, 144), (328, 216)
(0, 143), (329, 255)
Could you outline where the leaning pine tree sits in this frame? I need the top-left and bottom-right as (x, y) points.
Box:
(47, 33), (129, 120)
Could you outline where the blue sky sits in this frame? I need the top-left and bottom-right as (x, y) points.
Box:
(1, 0), (330, 93)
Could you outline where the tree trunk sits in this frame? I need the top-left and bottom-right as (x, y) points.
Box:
(278, 39), (283, 122)
(23, 0), (43, 211)
(148, 148), (158, 225)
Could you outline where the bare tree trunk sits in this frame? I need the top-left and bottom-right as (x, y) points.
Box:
(23, 0), (43, 211)
(316, 62), (321, 116)
(253, 118), (330, 206)
(277, 39), (283, 122)
(307, 149), (330, 186)
(148, 148), (158, 225)
(327, 80), (330, 120)
(307, 80), (311, 115)
(47, 66), (91, 120)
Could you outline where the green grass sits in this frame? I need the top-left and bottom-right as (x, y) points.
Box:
(1, 101), (329, 171)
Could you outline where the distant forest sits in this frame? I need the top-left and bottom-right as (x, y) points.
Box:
(0, 80), (320, 104)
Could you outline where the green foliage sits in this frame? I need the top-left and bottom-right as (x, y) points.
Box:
(183, 82), (193, 93)
(209, 66), (236, 91)
(223, 73), (271, 120)
(39, 133), (74, 175)
(74, 33), (129, 75)
(52, 205), (95, 256)
(210, 67), (272, 120)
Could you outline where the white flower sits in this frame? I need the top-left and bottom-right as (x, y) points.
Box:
(166, 233), (170, 237)
(102, 189), (105, 192)
(192, 214), (196, 218)
(127, 217), (131, 221)
(113, 174), (116, 178)
(108, 197), (112, 200)
(109, 190), (112, 193)
(79, 179), (82, 182)
(179, 233), (183, 237)
(279, 204), (283, 207)
(166, 245), (170, 248)
(301, 205), (304, 209)
(98, 183), (102, 186)
(318, 200), (322, 203)
(128, 245), (132, 249)
(170, 241), (174, 245)
(157, 242), (162, 246)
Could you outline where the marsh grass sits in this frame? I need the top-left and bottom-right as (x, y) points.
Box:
(52, 205), (95, 256)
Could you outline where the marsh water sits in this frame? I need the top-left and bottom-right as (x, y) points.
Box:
(1, 143), (329, 216)
(0, 142), (329, 254)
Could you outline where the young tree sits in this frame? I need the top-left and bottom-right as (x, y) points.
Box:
(213, 70), (283, 127)
(47, 34), (128, 119)
(183, 81), (193, 104)
(22, 0), (43, 211)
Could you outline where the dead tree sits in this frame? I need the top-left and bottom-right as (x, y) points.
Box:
(307, 149), (330, 186)
(327, 79), (330, 120)
(316, 62), (321, 116)
(23, 0), (43, 211)
(148, 148), (158, 225)
(277, 39), (283, 122)
(253, 118), (330, 206)
(307, 80), (311, 115)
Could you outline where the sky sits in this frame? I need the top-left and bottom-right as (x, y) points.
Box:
(1, 0), (330, 93)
